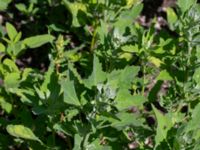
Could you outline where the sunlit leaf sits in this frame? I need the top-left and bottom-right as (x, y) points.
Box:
(157, 70), (173, 81)
(4, 72), (20, 90)
(148, 56), (163, 68)
(152, 105), (173, 148)
(61, 80), (81, 106)
(177, 0), (196, 13)
(107, 66), (139, 90)
(121, 44), (139, 53)
(0, 0), (12, 11)
(23, 34), (55, 48)
(6, 22), (18, 41)
(0, 43), (5, 52)
(6, 125), (41, 143)
(166, 7), (178, 30)
(0, 97), (12, 113)
(126, 0), (140, 8)
(73, 134), (82, 150)
(115, 89), (146, 110)
(84, 55), (106, 89)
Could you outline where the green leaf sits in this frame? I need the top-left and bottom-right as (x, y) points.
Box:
(107, 66), (139, 90)
(7, 42), (24, 57)
(73, 134), (82, 150)
(86, 138), (112, 150)
(15, 3), (27, 13)
(0, 43), (5, 52)
(192, 33), (200, 44)
(96, 20), (108, 45)
(148, 56), (163, 68)
(84, 55), (106, 89)
(6, 22), (18, 41)
(61, 80), (81, 106)
(121, 44), (139, 53)
(126, 0), (140, 8)
(177, 0), (196, 13)
(14, 32), (22, 43)
(119, 52), (133, 61)
(0, 0), (11, 11)
(68, 62), (83, 84)
(157, 70), (173, 81)
(3, 58), (19, 73)
(53, 123), (75, 136)
(181, 103), (200, 142)
(185, 103), (200, 133)
(0, 97), (12, 114)
(108, 112), (147, 130)
(6, 125), (41, 143)
(41, 63), (54, 92)
(63, 0), (87, 27)
(4, 72), (20, 90)
(115, 89), (146, 110)
(193, 67), (200, 87)
(114, 3), (143, 34)
(152, 105), (173, 148)
(166, 7), (177, 30)
(23, 34), (55, 48)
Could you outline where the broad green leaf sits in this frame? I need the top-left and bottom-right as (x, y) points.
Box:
(185, 103), (200, 133)
(177, 0), (196, 13)
(3, 58), (19, 73)
(152, 105), (173, 148)
(157, 70), (173, 81)
(115, 3), (143, 34)
(107, 66), (139, 90)
(0, 0), (11, 11)
(166, 7), (177, 30)
(73, 134), (82, 150)
(84, 55), (106, 89)
(115, 89), (146, 110)
(62, 80), (81, 106)
(0, 43), (5, 52)
(181, 103), (200, 142)
(121, 44), (139, 53)
(0, 97), (12, 113)
(7, 42), (24, 57)
(6, 125), (41, 143)
(23, 34), (55, 48)
(108, 112), (147, 130)
(15, 3), (27, 13)
(4, 72), (20, 90)
(6, 22), (18, 41)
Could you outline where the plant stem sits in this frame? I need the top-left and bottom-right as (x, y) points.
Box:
(142, 64), (146, 96)
(90, 27), (97, 52)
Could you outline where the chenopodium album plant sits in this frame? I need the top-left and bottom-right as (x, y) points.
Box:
(1, 0), (200, 149)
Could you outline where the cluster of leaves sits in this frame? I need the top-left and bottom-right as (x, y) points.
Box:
(0, 0), (200, 149)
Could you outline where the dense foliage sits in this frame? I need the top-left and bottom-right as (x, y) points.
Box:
(0, 0), (200, 149)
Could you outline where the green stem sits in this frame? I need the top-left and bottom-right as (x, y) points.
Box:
(142, 64), (146, 96)
(90, 27), (97, 52)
